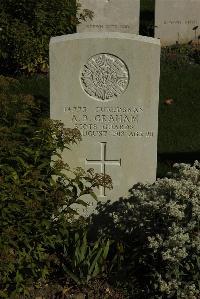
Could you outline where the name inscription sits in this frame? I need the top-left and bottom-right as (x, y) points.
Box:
(64, 106), (154, 139)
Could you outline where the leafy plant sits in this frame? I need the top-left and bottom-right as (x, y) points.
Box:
(91, 162), (200, 299)
(61, 231), (110, 285)
(161, 44), (200, 68)
(0, 76), (111, 298)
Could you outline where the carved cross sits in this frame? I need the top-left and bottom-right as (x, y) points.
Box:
(85, 142), (121, 197)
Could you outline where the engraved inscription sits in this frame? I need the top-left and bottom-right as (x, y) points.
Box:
(163, 19), (198, 25)
(80, 53), (129, 101)
(63, 105), (155, 138)
(85, 24), (130, 30)
(85, 142), (121, 197)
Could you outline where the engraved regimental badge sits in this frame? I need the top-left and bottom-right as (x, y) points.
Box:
(80, 53), (129, 101)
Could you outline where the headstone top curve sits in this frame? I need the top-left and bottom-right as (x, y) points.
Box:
(50, 33), (161, 46)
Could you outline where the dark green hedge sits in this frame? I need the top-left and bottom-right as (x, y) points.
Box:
(0, 0), (92, 74)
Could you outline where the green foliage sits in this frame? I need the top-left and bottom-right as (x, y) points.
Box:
(61, 231), (110, 285)
(0, 76), (110, 298)
(91, 162), (200, 299)
(161, 44), (200, 67)
(189, 44), (200, 64)
(0, 1), (93, 74)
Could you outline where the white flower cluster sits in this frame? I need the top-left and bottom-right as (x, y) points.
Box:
(106, 162), (200, 298)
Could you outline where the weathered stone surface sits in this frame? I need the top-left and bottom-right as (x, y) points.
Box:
(50, 33), (160, 214)
(155, 0), (200, 46)
(77, 0), (140, 34)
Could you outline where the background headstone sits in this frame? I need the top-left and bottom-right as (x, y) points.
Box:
(50, 33), (160, 214)
(155, 0), (200, 46)
(77, 0), (140, 34)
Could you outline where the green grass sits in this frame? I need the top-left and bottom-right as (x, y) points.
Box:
(158, 63), (200, 153)
(157, 61), (200, 176)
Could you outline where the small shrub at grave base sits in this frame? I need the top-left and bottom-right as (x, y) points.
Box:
(188, 44), (200, 64)
(0, 77), (112, 298)
(161, 44), (200, 67)
(0, 0), (93, 75)
(91, 162), (200, 299)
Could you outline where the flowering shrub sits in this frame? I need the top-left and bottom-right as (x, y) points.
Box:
(91, 162), (200, 299)
(0, 76), (111, 298)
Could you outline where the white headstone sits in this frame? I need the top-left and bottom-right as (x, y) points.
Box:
(155, 0), (200, 46)
(50, 33), (160, 214)
(77, 0), (140, 34)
